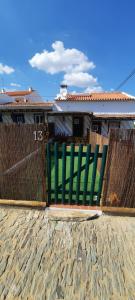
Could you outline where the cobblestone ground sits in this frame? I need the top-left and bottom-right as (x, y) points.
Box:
(0, 206), (135, 300)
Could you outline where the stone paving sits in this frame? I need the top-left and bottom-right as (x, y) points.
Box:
(0, 206), (135, 300)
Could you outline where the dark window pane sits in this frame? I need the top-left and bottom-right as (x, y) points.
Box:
(11, 113), (25, 124)
(92, 121), (101, 134)
(48, 122), (55, 137)
(0, 114), (3, 122)
(73, 116), (83, 137)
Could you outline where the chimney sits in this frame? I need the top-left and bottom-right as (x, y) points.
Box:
(28, 87), (34, 92)
(60, 84), (68, 99)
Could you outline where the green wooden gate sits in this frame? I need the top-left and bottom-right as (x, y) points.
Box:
(47, 143), (108, 206)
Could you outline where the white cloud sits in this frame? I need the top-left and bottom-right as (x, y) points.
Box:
(29, 41), (102, 91)
(10, 82), (21, 87)
(0, 63), (14, 74)
(84, 86), (103, 93)
(63, 72), (97, 88)
(29, 41), (95, 74)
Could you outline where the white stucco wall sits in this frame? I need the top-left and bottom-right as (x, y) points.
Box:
(24, 112), (35, 123)
(54, 116), (72, 136)
(0, 94), (13, 104)
(54, 100), (135, 114)
(101, 120), (134, 137)
(120, 120), (134, 129)
(2, 113), (12, 123)
(101, 122), (108, 136)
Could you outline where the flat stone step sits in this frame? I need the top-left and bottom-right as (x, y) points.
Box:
(45, 207), (102, 221)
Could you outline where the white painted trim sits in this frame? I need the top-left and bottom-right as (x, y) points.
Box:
(122, 92), (135, 99)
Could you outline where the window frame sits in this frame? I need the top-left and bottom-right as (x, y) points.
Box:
(34, 113), (44, 124)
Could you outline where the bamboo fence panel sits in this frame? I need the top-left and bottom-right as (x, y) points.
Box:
(0, 124), (48, 201)
(102, 129), (135, 208)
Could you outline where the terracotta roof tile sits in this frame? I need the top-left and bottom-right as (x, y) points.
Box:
(5, 90), (33, 96)
(56, 92), (135, 102)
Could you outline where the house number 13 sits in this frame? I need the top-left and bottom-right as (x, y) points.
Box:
(33, 131), (43, 141)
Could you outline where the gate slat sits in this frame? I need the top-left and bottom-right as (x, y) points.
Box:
(90, 144), (99, 205)
(54, 142), (59, 204)
(83, 144), (91, 205)
(76, 144), (83, 204)
(47, 143), (51, 205)
(62, 143), (66, 204)
(69, 143), (75, 204)
(97, 145), (108, 204)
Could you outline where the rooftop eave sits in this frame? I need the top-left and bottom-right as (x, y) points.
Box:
(0, 105), (53, 111)
(94, 113), (135, 120)
(56, 98), (135, 102)
(47, 111), (93, 116)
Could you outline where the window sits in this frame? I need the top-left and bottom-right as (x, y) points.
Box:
(34, 114), (44, 124)
(92, 121), (101, 134)
(73, 116), (84, 137)
(0, 114), (3, 122)
(11, 113), (25, 124)
(48, 122), (55, 137)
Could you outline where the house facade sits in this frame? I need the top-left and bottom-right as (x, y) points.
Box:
(0, 86), (135, 140)
(0, 88), (53, 125)
(53, 86), (135, 137)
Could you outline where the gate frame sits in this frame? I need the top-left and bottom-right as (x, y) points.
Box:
(46, 142), (108, 206)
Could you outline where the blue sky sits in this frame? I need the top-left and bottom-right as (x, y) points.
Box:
(0, 0), (135, 100)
